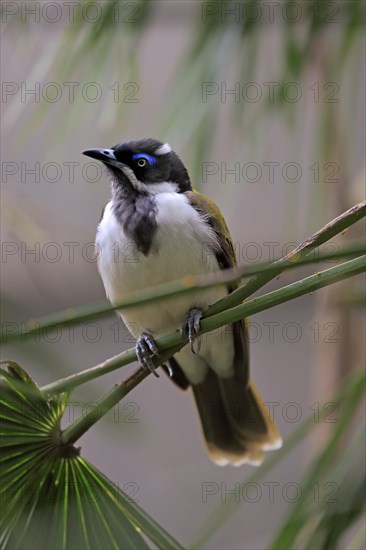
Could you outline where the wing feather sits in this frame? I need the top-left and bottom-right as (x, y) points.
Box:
(167, 190), (249, 389)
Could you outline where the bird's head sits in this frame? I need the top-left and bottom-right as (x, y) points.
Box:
(83, 138), (191, 195)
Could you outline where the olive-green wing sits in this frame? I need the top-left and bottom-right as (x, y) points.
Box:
(186, 189), (238, 281)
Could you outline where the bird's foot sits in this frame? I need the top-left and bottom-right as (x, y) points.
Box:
(136, 333), (160, 377)
(181, 308), (203, 354)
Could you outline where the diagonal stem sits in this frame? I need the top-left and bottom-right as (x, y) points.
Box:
(205, 200), (366, 316)
(55, 256), (365, 445)
(60, 344), (183, 446)
(2, 201), (365, 344)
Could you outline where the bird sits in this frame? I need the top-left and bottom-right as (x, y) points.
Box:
(83, 138), (282, 466)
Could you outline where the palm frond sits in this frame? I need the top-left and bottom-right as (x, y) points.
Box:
(0, 363), (183, 550)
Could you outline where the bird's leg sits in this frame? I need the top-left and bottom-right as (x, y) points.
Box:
(181, 308), (203, 354)
(136, 333), (160, 377)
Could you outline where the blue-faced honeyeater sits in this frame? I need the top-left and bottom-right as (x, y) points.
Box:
(83, 138), (282, 466)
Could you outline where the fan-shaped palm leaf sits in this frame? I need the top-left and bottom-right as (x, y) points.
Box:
(0, 363), (183, 550)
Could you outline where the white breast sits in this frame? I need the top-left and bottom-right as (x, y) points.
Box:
(96, 192), (228, 337)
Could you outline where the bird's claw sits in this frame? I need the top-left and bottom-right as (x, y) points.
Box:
(164, 364), (174, 378)
(181, 308), (203, 354)
(136, 333), (160, 377)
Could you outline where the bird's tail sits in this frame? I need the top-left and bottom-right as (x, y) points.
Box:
(192, 370), (282, 466)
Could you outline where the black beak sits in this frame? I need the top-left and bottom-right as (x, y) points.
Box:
(82, 148), (118, 165)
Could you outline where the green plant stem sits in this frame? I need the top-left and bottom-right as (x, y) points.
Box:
(4, 245), (362, 344)
(60, 367), (148, 446)
(60, 344), (183, 446)
(206, 254), (365, 328)
(205, 200), (366, 317)
(2, 201), (365, 344)
(50, 256), (365, 445)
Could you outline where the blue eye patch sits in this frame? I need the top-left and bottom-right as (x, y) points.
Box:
(132, 153), (157, 166)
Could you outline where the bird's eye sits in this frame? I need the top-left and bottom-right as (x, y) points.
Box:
(132, 153), (156, 167)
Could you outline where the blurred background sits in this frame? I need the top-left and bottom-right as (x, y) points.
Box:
(1, 1), (365, 548)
